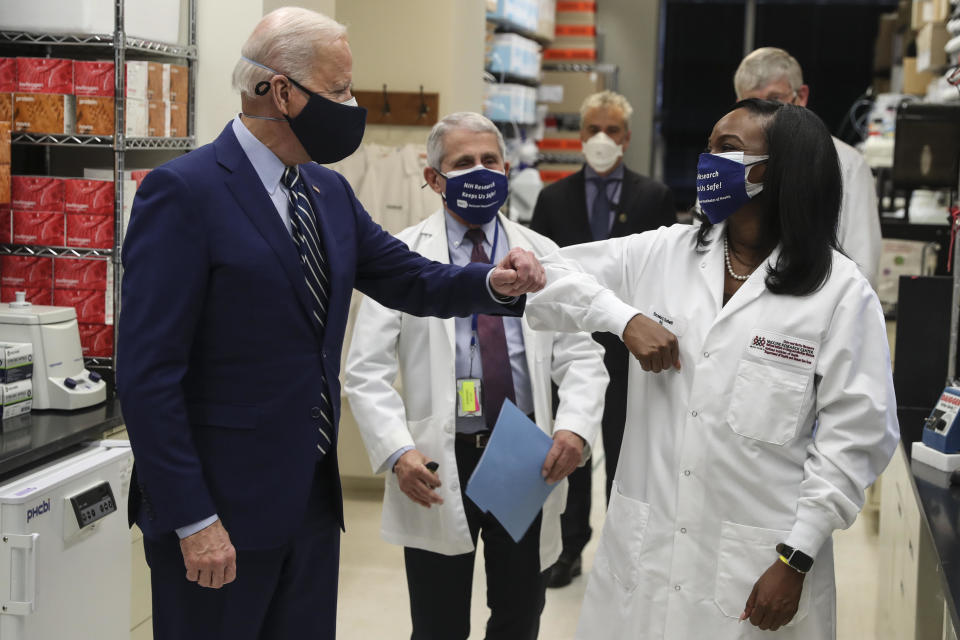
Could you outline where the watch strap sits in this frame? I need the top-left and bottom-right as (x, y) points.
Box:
(776, 542), (813, 573)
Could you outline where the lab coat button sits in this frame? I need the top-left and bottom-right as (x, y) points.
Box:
(450, 483), (458, 492)
(311, 406), (322, 419)
(690, 410), (698, 417)
(675, 585), (682, 591)
(683, 470), (691, 477)
(700, 262), (706, 269)
(680, 527), (687, 534)
(703, 351), (710, 358)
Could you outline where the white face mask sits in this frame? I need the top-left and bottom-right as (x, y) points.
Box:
(713, 151), (768, 198)
(582, 132), (623, 173)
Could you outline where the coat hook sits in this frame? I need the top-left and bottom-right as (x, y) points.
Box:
(418, 85), (429, 120)
(381, 84), (391, 116)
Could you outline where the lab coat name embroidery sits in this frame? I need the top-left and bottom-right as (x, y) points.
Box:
(749, 330), (817, 369)
(652, 311), (674, 327)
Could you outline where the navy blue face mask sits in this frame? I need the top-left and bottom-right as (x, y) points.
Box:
(241, 56), (367, 164)
(436, 165), (509, 225)
(696, 152), (768, 224)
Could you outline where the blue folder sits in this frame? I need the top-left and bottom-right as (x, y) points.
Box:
(465, 399), (559, 542)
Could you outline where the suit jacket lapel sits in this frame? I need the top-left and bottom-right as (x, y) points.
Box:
(609, 169), (640, 237)
(568, 169), (593, 242)
(215, 127), (315, 325)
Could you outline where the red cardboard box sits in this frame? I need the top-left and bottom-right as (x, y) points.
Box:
(11, 176), (64, 212)
(0, 210), (10, 242)
(78, 322), (113, 357)
(12, 210), (65, 245)
(66, 214), (113, 249)
(73, 61), (114, 97)
(54, 288), (108, 324)
(16, 58), (73, 95)
(130, 169), (150, 189)
(0, 255), (53, 288)
(54, 257), (107, 290)
(1, 287), (52, 306)
(0, 59), (15, 93)
(64, 179), (113, 215)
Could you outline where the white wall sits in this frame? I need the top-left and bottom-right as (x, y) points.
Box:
(597, 0), (661, 176)
(336, 0), (485, 147)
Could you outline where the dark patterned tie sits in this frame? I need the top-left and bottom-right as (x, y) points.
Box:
(589, 176), (622, 241)
(465, 227), (516, 429)
(282, 166), (333, 455)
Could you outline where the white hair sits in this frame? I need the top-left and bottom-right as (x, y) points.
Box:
(579, 91), (633, 129)
(231, 7), (348, 98)
(734, 47), (804, 99)
(426, 112), (506, 170)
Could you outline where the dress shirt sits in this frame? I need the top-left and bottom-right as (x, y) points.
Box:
(584, 163), (624, 238)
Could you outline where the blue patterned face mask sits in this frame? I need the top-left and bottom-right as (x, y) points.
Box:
(695, 152), (768, 224)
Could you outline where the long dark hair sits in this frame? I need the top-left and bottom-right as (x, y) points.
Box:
(695, 99), (843, 296)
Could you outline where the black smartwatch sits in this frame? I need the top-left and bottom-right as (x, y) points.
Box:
(776, 543), (814, 573)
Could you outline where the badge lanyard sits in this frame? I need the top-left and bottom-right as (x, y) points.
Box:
(468, 220), (500, 375)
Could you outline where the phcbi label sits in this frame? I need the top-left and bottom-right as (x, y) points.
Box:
(747, 330), (818, 370)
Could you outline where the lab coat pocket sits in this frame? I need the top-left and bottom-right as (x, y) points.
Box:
(727, 360), (810, 445)
(595, 482), (651, 594)
(714, 521), (810, 625)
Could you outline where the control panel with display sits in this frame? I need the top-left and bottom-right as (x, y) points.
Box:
(68, 482), (116, 529)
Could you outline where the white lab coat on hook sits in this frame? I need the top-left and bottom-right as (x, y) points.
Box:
(525, 222), (899, 640)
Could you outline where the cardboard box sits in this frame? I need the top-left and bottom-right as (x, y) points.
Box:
(0, 120), (10, 165)
(0, 59), (15, 93)
(165, 63), (188, 103)
(0, 256), (53, 288)
(902, 57), (936, 94)
(0, 287), (51, 306)
(16, 58), (73, 95)
(12, 210), (65, 245)
(54, 288), (111, 324)
(555, 1), (596, 26)
(11, 175), (63, 212)
(0, 93), (11, 122)
(76, 95), (114, 136)
(1, 380), (33, 420)
(13, 93), (75, 134)
(168, 100), (187, 137)
(0, 210), (10, 242)
(536, 0), (556, 44)
(874, 12), (899, 72)
(917, 22), (951, 72)
(0, 343), (33, 383)
(125, 61), (149, 101)
(538, 162), (581, 184)
(0, 166), (8, 206)
(126, 97), (148, 137)
(147, 99), (166, 137)
(146, 62), (163, 100)
(911, 0), (950, 27)
(78, 323), (113, 357)
(66, 214), (113, 249)
(54, 257), (108, 290)
(64, 178), (113, 215)
(539, 69), (605, 113)
(74, 60), (114, 97)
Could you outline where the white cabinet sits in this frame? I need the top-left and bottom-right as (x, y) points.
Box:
(877, 443), (947, 640)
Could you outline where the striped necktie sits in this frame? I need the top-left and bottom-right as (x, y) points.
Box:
(281, 165), (333, 455)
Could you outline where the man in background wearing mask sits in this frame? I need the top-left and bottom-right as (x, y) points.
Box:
(734, 47), (881, 287)
(118, 10), (546, 640)
(344, 112), (608, 640)
(530, 90), (676, 588)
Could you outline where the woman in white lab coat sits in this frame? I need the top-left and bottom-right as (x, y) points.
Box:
(526, 99), (899, 639)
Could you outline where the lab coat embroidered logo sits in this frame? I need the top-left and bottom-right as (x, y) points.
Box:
(751, 336), (766, 350)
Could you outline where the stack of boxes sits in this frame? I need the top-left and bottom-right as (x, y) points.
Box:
(874, 0), (959, 97)
(0, 342), (33, 420)
(2, 56), (189, 138)
(484, 0), (545, 125)
(544, 1), (597, 62)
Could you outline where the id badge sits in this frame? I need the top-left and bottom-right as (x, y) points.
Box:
(456, 378), (483, 418)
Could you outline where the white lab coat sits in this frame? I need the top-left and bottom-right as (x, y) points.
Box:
(834, 137), (881, 288)
(525, 223), (899, 639)
(343, 210), (608, 570)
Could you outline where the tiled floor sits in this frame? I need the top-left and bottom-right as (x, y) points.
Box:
(336, 447), (882, 639)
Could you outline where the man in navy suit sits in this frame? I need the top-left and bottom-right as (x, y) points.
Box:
(117, 8), (544, 640)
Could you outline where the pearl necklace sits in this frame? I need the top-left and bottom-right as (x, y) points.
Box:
(723, 236), (752, 281)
